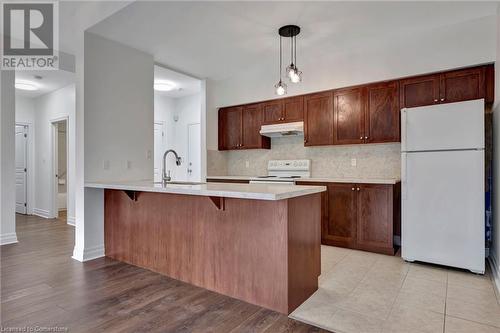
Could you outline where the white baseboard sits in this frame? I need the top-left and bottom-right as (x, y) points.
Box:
(0, 233), (18, 245)
(488, 254), (500, 298)
(66, 216), (75, 226)
(72, 244), (105, 262)
(33, 208), (51, 219)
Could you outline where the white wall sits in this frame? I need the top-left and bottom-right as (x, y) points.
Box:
(32, 85), (76, 223)
(0, 70), (18, 245)
(84, 33), (154, 182)
(15, 96), (35, 124)
(206, 15), (497, 150)
(76, 32), (153, 262)
(491, 3), (500, 292)
(154, 93), (201, 180)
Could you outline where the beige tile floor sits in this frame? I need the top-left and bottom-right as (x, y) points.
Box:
(290, 245), (500, 333)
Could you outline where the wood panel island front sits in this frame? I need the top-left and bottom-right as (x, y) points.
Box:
(85, 181), (326, 314)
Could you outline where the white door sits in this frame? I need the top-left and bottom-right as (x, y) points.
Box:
(401, 99), (484, 152)
(187, 123), (201, 181)
(154, 122), (165, 182)
(15, 125), (28, 214)
(402, 150), (484, 273)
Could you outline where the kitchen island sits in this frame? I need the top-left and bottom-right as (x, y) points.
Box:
(85, 181), (326, 314)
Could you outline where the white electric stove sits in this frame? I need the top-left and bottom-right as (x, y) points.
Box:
(249, 159), (311, 185)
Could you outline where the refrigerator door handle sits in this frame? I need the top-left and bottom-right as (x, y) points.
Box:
(401, 153), (407, 200)
(401, 109), (407, 152)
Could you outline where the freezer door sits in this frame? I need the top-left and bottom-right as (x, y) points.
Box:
(401, 150), (484, 273)
(401, 99), (484, 152)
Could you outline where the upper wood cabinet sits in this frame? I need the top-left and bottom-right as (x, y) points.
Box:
(400, 74), (440, 108)
(304, 92), (334, 146)
(333, 87), (365, 145)
(218, 64), (493, 150)
(262, 96), (304, 124)
(365, 81), (400, 143)
(440, 67), (485, 104)
(400, 65), (490, 108)
(218, 104), (270, 150)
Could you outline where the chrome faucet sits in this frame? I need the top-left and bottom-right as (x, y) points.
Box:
(162, 149), (182, 183)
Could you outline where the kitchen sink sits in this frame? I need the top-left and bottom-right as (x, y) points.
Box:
(154, 181), (206, 185)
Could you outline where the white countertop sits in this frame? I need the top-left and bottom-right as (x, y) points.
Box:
(85, 180), (326, 201)
(207, 175), (400, 185)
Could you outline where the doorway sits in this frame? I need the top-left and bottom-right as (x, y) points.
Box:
(15, 125), (28, 214)
(187, 123), (201, 180)
(51, 118), (69, 219)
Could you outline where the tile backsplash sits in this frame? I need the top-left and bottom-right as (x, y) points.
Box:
(208, 136), (401, 179)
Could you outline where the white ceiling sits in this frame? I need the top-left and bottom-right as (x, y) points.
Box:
(15, 70), (75, 98)
(87, 1), (497, 82)
(154, 65), (201, 98)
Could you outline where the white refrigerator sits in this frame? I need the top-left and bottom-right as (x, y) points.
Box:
(401, 99), (485, 274)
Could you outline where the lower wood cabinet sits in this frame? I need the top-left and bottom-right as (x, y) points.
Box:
(297, 181), (401, 255)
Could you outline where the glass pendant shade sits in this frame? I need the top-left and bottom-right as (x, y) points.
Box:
(290, 68), (302, 83)
(274, 80), (287, 96)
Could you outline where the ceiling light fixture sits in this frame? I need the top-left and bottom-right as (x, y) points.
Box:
(280, 25), (302, 84)
(15, 80), (39, 91)
(274, 35), (287, 96)
(154, 81), (176, 91)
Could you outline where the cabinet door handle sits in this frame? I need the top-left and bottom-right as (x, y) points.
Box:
(351, 187), (355, 191)
(364, 136), (368, 139)
(440, 98), (445, 102)
(360, 136), (363, 140)
(356, 187), (360, 191)
(434, 99), (438, 102)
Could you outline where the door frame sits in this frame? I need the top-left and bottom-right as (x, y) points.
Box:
(50, 116), (69, 219)
(15, 122), (34, 215)
(187, 122), (201, 181)
(154, 120), (166, 182)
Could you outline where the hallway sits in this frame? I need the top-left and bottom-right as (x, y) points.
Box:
(0, 214), (326, 332)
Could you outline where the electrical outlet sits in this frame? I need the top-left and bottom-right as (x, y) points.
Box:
(245, 161), (250, 168)
(146, 150), (152, 159)
(126, 160), (132, 169)
(103, 160), (110, 170)
(351, 158), (357, 167)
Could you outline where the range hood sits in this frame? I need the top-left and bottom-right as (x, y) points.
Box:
(259, 121), (304, 138)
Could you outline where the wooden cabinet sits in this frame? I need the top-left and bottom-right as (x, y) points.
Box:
(333, 87), (365, 145)
(440, 67), (485, 104)
(400, 74), (440, 108)
(218, 64), (493, 149)
(304, 92), (334, 146)
(356, 184), (394, 254)
(218, 104), (270, 150)
(263, 96), (304, 124)
(296, 181), (400, 255)
(219, 106), (242, 150)
(365, 81), (400, 143)
(400, 65), (490, 108)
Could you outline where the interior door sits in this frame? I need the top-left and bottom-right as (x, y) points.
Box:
(15, 125), (27, 214)
(333, 87), (365, 145)
(402, 150), (484, 272)
(187, 123), (201, 181)
(154, 122), (165, 182)
(365, 81), (400, 143)
(304, 91), (334, 146)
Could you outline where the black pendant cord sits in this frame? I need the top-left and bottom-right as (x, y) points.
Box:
(290, 35), (294, 66)
(294, 35), (297, 67)
(279, 36), (282, 81)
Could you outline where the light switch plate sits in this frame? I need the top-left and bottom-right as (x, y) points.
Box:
(126, 160), (132, 169)
(103, 160), (110, 170)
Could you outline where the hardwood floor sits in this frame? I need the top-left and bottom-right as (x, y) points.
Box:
(1, 214), (328, 333)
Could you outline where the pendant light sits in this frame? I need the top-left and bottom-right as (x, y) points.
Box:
(280, 25), (302, 84)
(274, 35), (287, 96)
